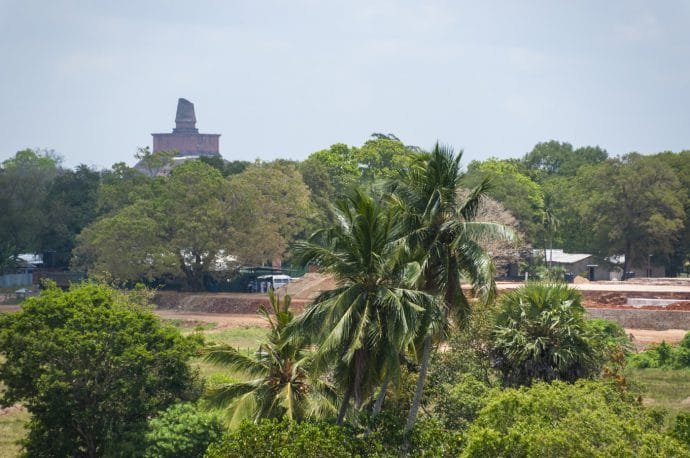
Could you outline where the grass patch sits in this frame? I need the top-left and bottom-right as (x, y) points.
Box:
(204, 326), (267, 350)
(192, 326), (267, 389)
(0, 407), (28, 458)
(626, 367), (690, 416)
(162, 318), (217, 332)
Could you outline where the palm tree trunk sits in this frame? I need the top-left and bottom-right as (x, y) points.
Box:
(336, 385), (352, 426)
(404, 334), (432, 433)
(365, 376), (390, 437)
(372, 375), (389, 416)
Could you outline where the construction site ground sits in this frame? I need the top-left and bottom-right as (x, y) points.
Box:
(2, 274), (689, 347)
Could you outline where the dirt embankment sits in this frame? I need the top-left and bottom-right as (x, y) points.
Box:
(152, 273), (337, 314)
(150, 274), (690, 332)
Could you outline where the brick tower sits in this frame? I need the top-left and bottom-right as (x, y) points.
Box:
(151, 98), (220, 157)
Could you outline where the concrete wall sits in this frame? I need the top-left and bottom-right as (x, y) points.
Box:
(587, 308), (690, 330)
(0, 273), (32, 287)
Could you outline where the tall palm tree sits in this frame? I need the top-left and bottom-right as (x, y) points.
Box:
(387, 143), (514, 433)
(204, 290), (335, 425)
(291, 189), (435, 425)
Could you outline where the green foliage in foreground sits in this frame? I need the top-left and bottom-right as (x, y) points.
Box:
(204, 416), (464, 458)
(204, 419), (363, 458)
(0, 283), (201, 457)
(628, 332), (690, 369)
(144, 403), (223, 458)
(462, 380), (689, 457)
(673, 412), (690, 446)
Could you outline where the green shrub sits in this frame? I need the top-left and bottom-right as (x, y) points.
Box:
(586, 318), (633, 353)
(628, 337), (690, 370)
(144, 403), (223, 458)
(204, 419), (363, 458)
(680, 331), (690, 349)
(435, 375), (493, 430)
(673, 412), (690, 446)
(362, 410), (463, 457)
(462, 380), (689, 457)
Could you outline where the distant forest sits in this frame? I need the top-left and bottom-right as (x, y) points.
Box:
(2, 135), (688, 289)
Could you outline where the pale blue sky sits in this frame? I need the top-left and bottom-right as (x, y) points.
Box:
(1, 1), (689, 169)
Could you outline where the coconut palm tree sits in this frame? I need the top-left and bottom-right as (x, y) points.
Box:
(491, 282), (599, 386)
(291, 189), (436, 425)
(387, 143), (514, 433)
(204, 290), (335, 425)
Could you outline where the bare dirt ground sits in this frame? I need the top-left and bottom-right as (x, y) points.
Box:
(154, 309), (269, 329)
(2, 275), (688, 344)
(625, 328), (687, 349)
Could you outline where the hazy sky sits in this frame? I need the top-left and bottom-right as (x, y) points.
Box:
(2, 1), (690, 169)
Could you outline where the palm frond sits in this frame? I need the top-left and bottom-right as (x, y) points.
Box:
(203, 345), (268, 378)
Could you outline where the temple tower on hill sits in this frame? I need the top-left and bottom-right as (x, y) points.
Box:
(151, 98), (220, 157)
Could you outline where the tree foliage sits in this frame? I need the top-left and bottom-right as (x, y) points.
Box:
(462, 380), (688, 457)
(578, 154), (686, 274)
(39, 164), (101, 267)
(226, 160), (312, 265)
(143, 403), (223, 458)
(75, 161), (233, 289)
(522, 140), (607, 179)
(491, 283), (600, 386)
(0, 283), (201, 457)
(464, 158), (544, 242)
(205, 418), (364, 458)
(0, 149), (61, 267)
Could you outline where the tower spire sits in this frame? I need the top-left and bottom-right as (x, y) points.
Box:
(173, 98), (198, 133)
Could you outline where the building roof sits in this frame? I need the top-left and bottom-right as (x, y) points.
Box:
(533, 249), (592, 264)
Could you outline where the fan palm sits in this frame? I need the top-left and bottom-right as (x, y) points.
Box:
(491, 282), (599, 386)
(387, 143), (514, 432)
(291, 189), (435, 425)
(204, 290), (335, 425)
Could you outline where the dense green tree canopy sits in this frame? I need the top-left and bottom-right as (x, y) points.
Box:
(75, 161), (234, 289)
(464, 158), (544, 243)
(462, 380), (688, 457)
(0, 283), (200, 457)
(0, 149), (61, 269)
(75, 159), (311, 289)
(577, 153), (686, 274)
(39, 164), (101, 267)
(522, 140), (608, 179)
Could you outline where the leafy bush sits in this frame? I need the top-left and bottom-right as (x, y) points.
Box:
(628, 335), (690, 369)
(144, 403), (223, 458)
(673, 412), (690, 446)
(428, 301), (499, 389)
(361, 410), (463, 457)
(434, 375), (493, 430)
(0, 283), (201, 457)
(586, 318), (633, 353)
(680, 331), (690, 349)
(462, 380), (689, 457)
(204, 419), (363, 458)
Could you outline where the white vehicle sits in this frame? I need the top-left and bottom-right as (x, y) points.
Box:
(256, 274), (292, 293)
